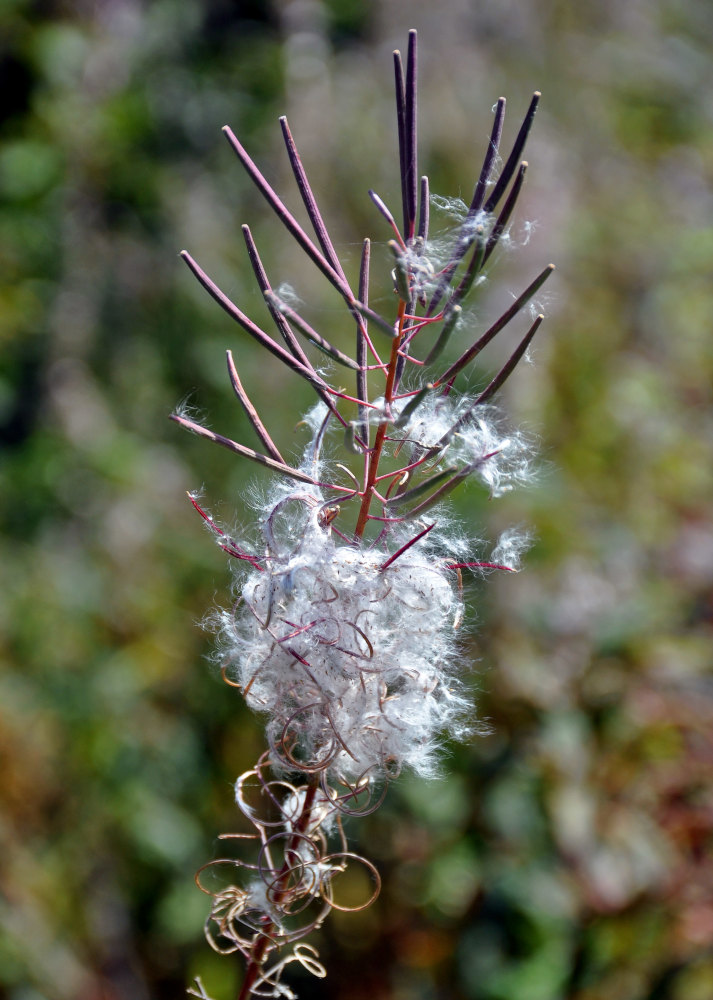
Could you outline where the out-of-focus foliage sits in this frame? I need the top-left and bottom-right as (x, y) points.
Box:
(1, 1), (711, 999)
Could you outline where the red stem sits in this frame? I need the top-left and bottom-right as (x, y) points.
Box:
(354, 301), (407, 539)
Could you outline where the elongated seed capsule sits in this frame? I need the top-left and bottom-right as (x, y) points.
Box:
(385, 465), (459, 508)
(264, 290), (360, 370)
(395, 383), (435, 428)
(423, 305), (462, 366)
(351, 299), (399, 339)
(451, 228), (486, 305)
(395, 465), (473, 517)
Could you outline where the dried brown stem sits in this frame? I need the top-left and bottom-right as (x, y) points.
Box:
(235, 778), (320, 1000)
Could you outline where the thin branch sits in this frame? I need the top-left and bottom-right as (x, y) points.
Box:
(447, 560), (515, 571)
(170, 412), (317, 485)
(354, 300), (407, 538)
(180, 250), (329, 394)
(404, 28), (418, 240)
(395, 464), (473, 518)
(483, 160), (527, 265)
(241, 226), (313, 368)
(380, 521), (434, 571)
(187, 492), (264, 571)
(241, 226), (343, 421)
(279, 116), (347, 282)
(368, 189), (405, 245)
(484, 91), (540, 214)
(417, 174), (430, 241)
(384, 466), (459, 509)
(435, 263), (554, 385)
(394, 381), (435, 427)
(222, 125), (353, 302)
(435, 312), (545, 447)
(470, 96), (506, 213)
(225, 350), (285, 463)
(425, 97), (506, 316)
(264, 292), (360, 370)
(393, 47), (408, 238)
(278, 118), (376, 377)
(474, 312), (544, 405)
(422, 305), (461, 366)
(448, 227), (486, 309)
(357, 239), (370, 448)
(351, 299), (399, 339)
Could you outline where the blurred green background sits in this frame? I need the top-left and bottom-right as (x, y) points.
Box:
(2, 1), (712, 998)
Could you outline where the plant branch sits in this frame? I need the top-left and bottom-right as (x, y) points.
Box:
(354, 300), (407, 538)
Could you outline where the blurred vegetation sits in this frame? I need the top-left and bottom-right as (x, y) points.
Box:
(1, 1), (712, 999)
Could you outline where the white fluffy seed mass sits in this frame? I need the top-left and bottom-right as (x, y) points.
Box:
(216, 504), (468, 780)
(398, 396), (534, 497)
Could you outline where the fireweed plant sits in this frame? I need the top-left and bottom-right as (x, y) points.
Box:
(175, 30), (552, 1000)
